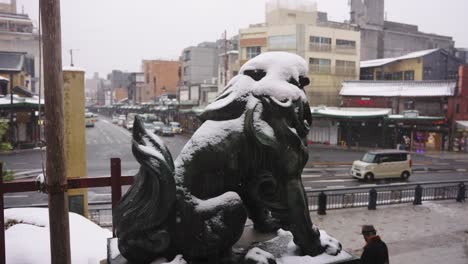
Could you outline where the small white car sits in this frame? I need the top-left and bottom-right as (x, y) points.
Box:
(351, 150), (412, 181)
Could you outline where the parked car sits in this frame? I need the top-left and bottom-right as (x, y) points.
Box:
(85, 112), (95, 127)
(126, 113), (137, 131)
(118, 115), (126, 127)
(169, 122), (182, 134)
(351, 150), (412, 181)
(153, 121), (165, 134)
(143, 122), (155, 132)
(160, 126), (174, 137)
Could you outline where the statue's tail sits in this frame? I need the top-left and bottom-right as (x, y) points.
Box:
(113, 116), (176, 263)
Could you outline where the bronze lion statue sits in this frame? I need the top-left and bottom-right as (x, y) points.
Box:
(113, 52), (341, 263)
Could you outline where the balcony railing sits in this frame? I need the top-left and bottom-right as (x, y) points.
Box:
(335, 45), (357, 55)
(309, 43), (332, 53)
(309, 65), (332, 74)
(309, 43), (357, 54)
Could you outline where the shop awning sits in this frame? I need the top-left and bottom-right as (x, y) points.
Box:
(0, 95), (44, 109)
(311, 107), (392, 119)
(456, 121), (468, 129)
(386, 115), (446, 121)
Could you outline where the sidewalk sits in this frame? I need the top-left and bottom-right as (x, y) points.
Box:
(313, 200), (468, 264)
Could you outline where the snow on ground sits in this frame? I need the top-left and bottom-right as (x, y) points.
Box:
(4, 208), (112, 264)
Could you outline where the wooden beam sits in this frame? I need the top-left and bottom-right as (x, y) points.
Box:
(39, 0), (71, 263)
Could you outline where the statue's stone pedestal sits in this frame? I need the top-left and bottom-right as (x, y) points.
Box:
(107, 227), (359, 264)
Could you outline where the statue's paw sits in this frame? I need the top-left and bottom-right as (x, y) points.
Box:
(319, 230), (342, 256)
(244, 247), (277, 264)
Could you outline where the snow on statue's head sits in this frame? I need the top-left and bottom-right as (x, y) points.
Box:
(200, 51), (312, 138)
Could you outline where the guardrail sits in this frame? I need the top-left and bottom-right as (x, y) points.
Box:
(306, 180), (467, 215)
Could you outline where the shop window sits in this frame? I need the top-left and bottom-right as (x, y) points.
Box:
(360, 68), (374, 80)
(424, 67), (433, 77)
(405, 100), (415, 110)
(404, 71), (415, 80)
(384, 73), (393, 80)
(376, 71), (383, 80)
(448, 71), (458, 80)
(392, 72), (403, 80)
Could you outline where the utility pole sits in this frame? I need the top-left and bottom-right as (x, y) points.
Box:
(224, 30), (228, 86)
(40, 0), (71, 263)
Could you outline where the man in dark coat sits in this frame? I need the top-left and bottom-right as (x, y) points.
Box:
(361, 225), (389, 264)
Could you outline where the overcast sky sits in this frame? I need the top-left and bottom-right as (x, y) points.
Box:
(14, 0), (468, 78)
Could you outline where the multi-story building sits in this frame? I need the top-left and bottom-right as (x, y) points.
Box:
(128, 72), (145, 104)
(0, 0), (41, 94)
(106, 70), (131, 104)
(360, 49), (462, 82)
(239, 0), (361, 106)
(142, 60), (179, 103)
(178, 41), (219, 110)
(181, 42), (219, 87)
(85, 72), (101, 106)
(350, 0), (455, 61)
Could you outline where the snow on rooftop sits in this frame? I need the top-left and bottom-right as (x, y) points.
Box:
(63, 66), (86, 72)
(360, 49), (440, 68)
(340, 81), (456, 97)
(4, 208), (112, 263)
(311, 106), (392, 117)
(456, 120), (468, 129)
(0, 94), (44, 105)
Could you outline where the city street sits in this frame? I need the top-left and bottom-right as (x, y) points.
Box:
(2, 116), (468, 207)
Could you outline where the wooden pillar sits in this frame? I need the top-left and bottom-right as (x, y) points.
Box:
(40, 0), (72, 263)
(63, 69), (88, 217)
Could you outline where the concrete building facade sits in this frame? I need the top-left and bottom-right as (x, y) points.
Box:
(181, 42), (219, 86)
(350, 0), (455, 61)
(142, 60), (180, 102)
(239, 0), (361, 106)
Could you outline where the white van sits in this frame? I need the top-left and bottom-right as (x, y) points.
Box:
(351, 150), (412, 181)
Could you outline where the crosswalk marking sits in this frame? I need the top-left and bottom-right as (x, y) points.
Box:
(326, 185), (346, 189)
(359, 184), (377, 187)
(305, 179), (355, 183)
(302, 175), (321, 178)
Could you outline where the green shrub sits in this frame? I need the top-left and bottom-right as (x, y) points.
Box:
(1, 162), (14, 182)
(0, 121), (12, 151)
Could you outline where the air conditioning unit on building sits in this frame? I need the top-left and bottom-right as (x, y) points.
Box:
(403, 110), (419, 118)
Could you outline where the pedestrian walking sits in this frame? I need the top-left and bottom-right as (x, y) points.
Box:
(361, 225), (389, 264)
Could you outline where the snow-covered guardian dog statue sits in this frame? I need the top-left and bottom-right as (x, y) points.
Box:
(113, 52), (341, 263)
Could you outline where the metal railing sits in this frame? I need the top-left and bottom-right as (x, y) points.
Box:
(307, 180), (467, 215)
